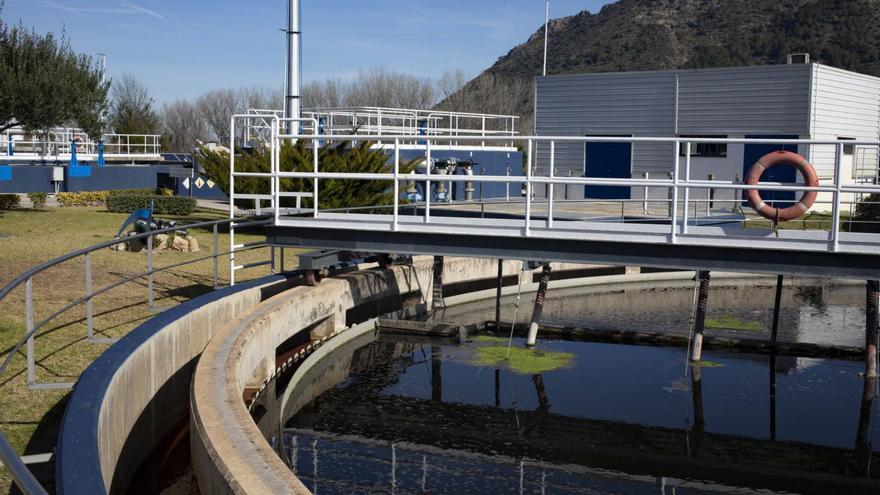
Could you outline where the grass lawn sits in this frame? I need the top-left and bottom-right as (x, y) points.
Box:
(743, 211), (854, 231)
(0, 206), (300, 493)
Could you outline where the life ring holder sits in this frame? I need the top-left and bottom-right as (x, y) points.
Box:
(745, 151), (818, 222)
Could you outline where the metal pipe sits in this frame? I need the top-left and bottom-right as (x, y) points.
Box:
(691, 271), (711, 362)
(25, 277), (34, 386)
(213, 224), (219, 289)
(285, 0), (302, 132)
(771, 275), (784, 345)
(526, 264), (552, 347)
(147, 233), (154, 310)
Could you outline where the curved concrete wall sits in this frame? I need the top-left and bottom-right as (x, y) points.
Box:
(193, 267), (844, 494)
(189, 256), (563, 494)
(56, 274), (297, 495)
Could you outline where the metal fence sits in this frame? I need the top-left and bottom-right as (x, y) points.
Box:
(234, 122), (880, 256)
(0, 216), (276, 494)
(2, 129), (162, 159)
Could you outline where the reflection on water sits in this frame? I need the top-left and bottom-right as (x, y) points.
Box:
(257, 282), (879, 495)
(440, 280), (867, 348)
(276, 334), (878, 495)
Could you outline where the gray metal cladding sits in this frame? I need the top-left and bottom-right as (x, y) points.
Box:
(676, 64), (812, 135)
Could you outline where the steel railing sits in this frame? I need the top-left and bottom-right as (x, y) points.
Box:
(0, 216), (278, 494)
(2, 129), (162, 159)
(243, 131), (880, 255)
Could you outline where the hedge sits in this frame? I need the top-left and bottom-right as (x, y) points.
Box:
(57, 191), (109, 207)
(27, 192), (47, 208)
(851, 193), (880, 233)
(56, 189), (156, 207)
(0, 194), (20, 210)
(106, 194), (197, 216)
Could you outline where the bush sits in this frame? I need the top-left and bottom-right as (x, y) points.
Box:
(27, 192), (47, 208)
(55, 189), (155, 207)
(0, 194), (20, 209)
(851, 193), (880, 233)
(56, 191), (109, 207)
(106, 194), (197, 216)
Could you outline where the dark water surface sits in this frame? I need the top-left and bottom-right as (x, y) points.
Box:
(268, 282), (878, 495)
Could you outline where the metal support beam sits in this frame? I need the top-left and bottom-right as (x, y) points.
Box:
(526, 264), (552, 347)
(691, 271), (711, 362)
(495, 259), (503, 328)
(432, 256), (444, 311)
(867, 280), (879, 378)
(771, 275), (784, 345)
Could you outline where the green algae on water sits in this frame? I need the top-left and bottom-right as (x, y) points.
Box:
(471, 335), (508, 344)
(696, 360), (726, 368)
(472, 345), (575, 375)
(705, 314), (765, 332)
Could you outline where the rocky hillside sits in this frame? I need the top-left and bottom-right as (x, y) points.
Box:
(439, 0), (880, 131)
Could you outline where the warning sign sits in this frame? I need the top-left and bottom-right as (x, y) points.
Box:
(195, 177), (205, 189)
(206, 179), (216, 189)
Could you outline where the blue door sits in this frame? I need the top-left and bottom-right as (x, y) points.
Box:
(742, 135), (799, 208)
(584, 140), (632, 199)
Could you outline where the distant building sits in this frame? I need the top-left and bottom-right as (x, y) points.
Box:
(535, 62), (880, 209)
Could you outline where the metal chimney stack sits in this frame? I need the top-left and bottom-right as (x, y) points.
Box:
(286, 0), (302, 132)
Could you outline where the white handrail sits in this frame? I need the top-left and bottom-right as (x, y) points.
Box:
(243, 130), (880, 256)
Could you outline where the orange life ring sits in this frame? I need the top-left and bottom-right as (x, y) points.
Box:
(746, 151), (818, 222)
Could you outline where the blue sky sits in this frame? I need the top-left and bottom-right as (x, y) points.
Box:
(2, 0), (609, 104)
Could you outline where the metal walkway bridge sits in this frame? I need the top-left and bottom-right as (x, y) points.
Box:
(232, 116), (880, 280)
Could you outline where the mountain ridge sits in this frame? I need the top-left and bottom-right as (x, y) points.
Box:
(439, 0), (880, 131)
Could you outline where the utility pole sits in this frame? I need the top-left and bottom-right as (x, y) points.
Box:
(285, 0), (302, 133)
(543, 0), (550, 77)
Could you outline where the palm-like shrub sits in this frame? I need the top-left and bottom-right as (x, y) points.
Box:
(198, 141), (416, 211)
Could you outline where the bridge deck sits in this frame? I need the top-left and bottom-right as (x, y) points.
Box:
(268, 213), (880, 279)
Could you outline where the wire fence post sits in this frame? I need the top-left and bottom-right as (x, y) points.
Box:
(25, 277), (35, 386)
(147, 233), (154, 310)
(85, 252), (94, 339)
(213, 224), (219, 289)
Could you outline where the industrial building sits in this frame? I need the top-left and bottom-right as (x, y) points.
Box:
(534, 61), (880, 209)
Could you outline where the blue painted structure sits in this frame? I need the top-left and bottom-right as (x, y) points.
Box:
(0, 166), (11, 182)
(742, 135), (799, 208)
(584, 141), (633, 199)
(97, 141), (105, 167)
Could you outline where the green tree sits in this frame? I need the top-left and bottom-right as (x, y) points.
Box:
(198, 141), (417, 210)
(0, 4), (109, 137)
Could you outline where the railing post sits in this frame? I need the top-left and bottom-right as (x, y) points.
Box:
(313, 130), (320, 219)
(147, 232), (154, 310)
(682, 142), (692, 235)
(643, 172), (650, 215)
(671, 141), (681, 244)
(25, 277), (35, 386)
(549, 141), (555, 229)
(85, 252), (94, 339)
(213, 224), (219, 289)
(525, 139), (533, 236)
(831, 142), (844, 252)
(426, 139), (432, 224)
(393, 138), (400, 232)
(506, 167), (511, 202)
(270, 247), (276, 275)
